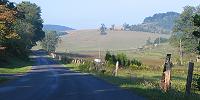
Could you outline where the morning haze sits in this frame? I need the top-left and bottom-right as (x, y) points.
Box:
(11, 0), (200, 29)
(1, 0), (200, 100)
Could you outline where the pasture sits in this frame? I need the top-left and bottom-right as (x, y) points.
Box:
(57, 29), (170, 52)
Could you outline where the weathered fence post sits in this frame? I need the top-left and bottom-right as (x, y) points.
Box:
(160, 54), (172, 92)
(185, 61), (194, 96)
(58, 55), (62, 61)
(114, 61), (119, 76)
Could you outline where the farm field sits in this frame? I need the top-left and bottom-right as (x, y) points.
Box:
(57, 29), (170, 52)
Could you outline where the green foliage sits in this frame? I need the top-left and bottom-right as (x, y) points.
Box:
(129, 12), (180, 34)
(131, 58), (142, 67)
(16, 1), (45, 45)
(41, 31), (59, 52)
(193, 74), (200, 91)
(116, 53), (128, 67)
(105, 52), (142, 68)
(192, 14), (200, 54)
(0, 0), (45, 61)
(105, 51), (111, 61)
(170, 5), (200, 53)
(154, 37), (168, 44)
(78, 61), (91, 72)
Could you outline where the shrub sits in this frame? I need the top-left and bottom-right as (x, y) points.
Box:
(197, 77), (200, 90)
(78, 61), (91, 72)
(104, 52), (142, 68)
(193, 74), (200, 91)
(131, 59), (142, 67)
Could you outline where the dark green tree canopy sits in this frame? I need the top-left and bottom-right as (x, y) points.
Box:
(17, 1), (45, 46)
(170, 5), (200, 53)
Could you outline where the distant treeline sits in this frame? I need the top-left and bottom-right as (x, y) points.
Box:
(123, 12), (180, 34)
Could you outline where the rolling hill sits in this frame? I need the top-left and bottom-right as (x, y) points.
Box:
(129, 12), (180, 34)
(43, 24), (75, 31)
(57, 30), (170, 52)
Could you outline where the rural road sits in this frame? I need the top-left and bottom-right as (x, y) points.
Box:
(0, 50), (146, 100)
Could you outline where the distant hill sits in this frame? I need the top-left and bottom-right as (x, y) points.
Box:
(129, 12), (180, 34)
(43, 24), (75, 32)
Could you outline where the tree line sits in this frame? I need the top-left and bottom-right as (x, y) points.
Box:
(123, 12), (180, 34)
(170, 5), (200, 53)
(0, 0), (45, 60)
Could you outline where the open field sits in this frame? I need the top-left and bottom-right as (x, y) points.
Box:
(57, 29), (170, 52)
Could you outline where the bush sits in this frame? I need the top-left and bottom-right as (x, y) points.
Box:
(131, 59), (142, 67)
(78, 61), (91, 72)
(193, 74), (200, 91)
(197, 77), (200, 90)
(104, 52), (142, 68)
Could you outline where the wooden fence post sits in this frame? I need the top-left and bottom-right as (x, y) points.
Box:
(185, 61), (194, 96)
(160, 54), (172, 92)
(115, 61), (119, 76)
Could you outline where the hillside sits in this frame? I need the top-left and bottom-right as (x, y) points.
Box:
(130, 12), (180, 34)
(57, 30), (170, 52)
(43, 24), (75, 31)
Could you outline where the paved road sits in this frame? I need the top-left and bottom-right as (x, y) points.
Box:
(0, 51), (146, 100)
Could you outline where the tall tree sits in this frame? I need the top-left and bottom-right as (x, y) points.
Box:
(16, 1), (45, 47)
(100, 24), (107, 35)
(171, 5), (200, 53)
(41, 31), (59, 52)
(0, 0), (20, 46)
(192, 14), (200, 54)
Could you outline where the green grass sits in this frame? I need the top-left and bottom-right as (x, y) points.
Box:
(0, 56), (33, 83)
(61, 40), (200, 100)
(0, 66), (32, 74)
(65, 62), (200, 100)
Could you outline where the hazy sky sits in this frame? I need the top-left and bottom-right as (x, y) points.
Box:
(10, 0), (200, 29)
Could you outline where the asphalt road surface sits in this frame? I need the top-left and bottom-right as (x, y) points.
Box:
(0, 50), (146, 100)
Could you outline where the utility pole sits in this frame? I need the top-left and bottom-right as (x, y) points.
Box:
(180, 39), (183, 65)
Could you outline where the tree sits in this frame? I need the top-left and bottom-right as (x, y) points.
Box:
(123, 23), (130, 31)
(100, 24), (107, 35)
(192, 14), (200, 54)
(146, 37), (153, 45)
(0, 0), (20, 46)
(41, 31), (59, 52)
(171, 5), (199, 53)
(105, 51), (112, 61)
(4, 1), (45, 58)
(154, 37), (168, 44)
(111, 24), (115, 30)
(16, 1), (45, 47)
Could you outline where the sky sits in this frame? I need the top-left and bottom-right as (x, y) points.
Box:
(10, 0), (200, 29)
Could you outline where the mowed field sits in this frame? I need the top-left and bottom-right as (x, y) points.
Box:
(57, 29), (170, 52)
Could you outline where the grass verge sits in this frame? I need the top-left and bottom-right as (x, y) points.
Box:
(0, 57), (33, 83)
(65, 63), (200, 100)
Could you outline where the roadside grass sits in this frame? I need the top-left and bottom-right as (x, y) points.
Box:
(0, 66), (32, 74)
(65, 62), (200, 100)
(0, 56), (34, 83)
(63, 43), (200, 100)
